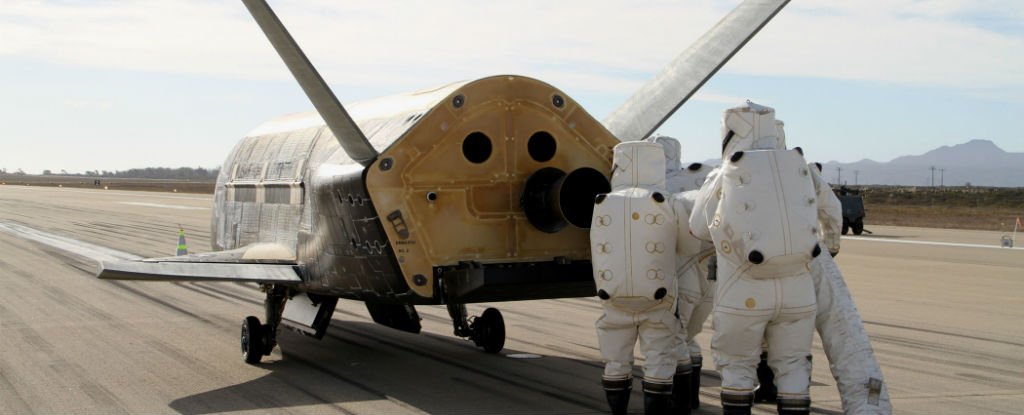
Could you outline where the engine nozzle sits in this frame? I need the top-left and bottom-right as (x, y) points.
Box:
(521, 167), (611, 233)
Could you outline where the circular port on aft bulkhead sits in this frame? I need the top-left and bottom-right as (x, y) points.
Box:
(528, 131), (556, 162)
(558, 167), (611, 228)
(462, 132), (492, 164)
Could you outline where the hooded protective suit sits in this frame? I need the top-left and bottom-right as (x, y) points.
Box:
(690, 101), (817, 414)
(591, 141), (682, 414)
(808, 163), (893, 414)
(646, 135), (716, 409)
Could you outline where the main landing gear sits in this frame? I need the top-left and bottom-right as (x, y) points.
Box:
(241, 284), (288, 364)
(447, 303), (505, 354)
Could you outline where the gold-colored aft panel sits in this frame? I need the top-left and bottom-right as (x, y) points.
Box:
(366, 76), (618, 298)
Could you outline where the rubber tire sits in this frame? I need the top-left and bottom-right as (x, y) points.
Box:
(473, 308), (506, 354)
(841, 218), (850, 235)
(242, 316), (264, 364)
(852, 219), (864, 235)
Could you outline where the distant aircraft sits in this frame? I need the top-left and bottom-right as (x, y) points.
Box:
(98, 0), (790, 363)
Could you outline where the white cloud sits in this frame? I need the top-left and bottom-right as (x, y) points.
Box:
(1, 0), (1023, 93)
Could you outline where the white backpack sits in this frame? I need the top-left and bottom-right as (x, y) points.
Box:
(591, 142), (677, 308)
(710, 148), (821, 277)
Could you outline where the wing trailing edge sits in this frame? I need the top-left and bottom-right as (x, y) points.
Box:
(99, 261), (302, 283)
(97, 243), (303, 283)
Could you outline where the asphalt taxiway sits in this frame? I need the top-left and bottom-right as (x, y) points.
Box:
(0, 185), (1021, 414)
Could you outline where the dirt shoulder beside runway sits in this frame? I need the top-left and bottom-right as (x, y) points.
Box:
(866, 204), (1021, 233)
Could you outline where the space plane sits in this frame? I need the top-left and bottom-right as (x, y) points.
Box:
(98, 0), (790, 363)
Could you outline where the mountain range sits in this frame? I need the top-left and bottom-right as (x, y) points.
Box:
(820, 139), (1024, 187)
(703, 139), (1024, 187)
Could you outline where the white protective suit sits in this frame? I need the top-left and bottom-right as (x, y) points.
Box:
(645, 135), (716, 409)
(675, 160), (717, 368)
(673, 158), (716, 360)
(690, 102), (818, 413)
(645, 135), (713, 194)
(591, 141), (680, 413)
(808, 162), (893, 414)
(679, 161), (715, 193)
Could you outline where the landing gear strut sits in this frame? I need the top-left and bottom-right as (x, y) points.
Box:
(240, 284), (288, 364)
(447, 303), (505, 354)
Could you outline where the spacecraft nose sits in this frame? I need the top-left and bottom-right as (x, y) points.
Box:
(521, 167), (611, 233)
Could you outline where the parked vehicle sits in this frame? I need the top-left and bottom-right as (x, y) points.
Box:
(836, 186), (865, 235)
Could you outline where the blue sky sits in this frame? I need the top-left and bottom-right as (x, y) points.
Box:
(1, 0), (1022, 174)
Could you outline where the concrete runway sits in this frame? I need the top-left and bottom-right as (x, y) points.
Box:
(0, 185), (1021, 414)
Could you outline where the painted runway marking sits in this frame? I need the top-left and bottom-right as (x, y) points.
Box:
(844, 236), (1024, 251)
(117, 202), (209, 211)
(0, 222), (141, 262)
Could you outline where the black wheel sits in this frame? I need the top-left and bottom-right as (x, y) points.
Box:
(242, 316), (264, 364)
(852, 219), (864, 235)
(471, 307), (505, 354)
(841, 218), (850, 235)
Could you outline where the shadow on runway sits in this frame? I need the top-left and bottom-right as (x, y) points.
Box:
(166, 318), (836, 414)
(169, 321), (616, 414)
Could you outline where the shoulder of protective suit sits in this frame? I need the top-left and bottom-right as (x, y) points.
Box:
(676, 162), (714, 192)
(670, 190), (697, 214)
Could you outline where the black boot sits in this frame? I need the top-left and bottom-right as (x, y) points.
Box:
(642, 380), (673, 415)
(754, 352), (777, 403)
(721, 391), (753, 415)
(602, 377), (631, 415)
(689, 356), (702, 409)
(671, 365), (691, 414)
(777, 396), (811, 415)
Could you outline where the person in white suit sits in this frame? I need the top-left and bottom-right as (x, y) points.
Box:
(591, 141), (683, 415)
(646, 135), (716, 410)
(754, 127), (892, 414)
(690, 101), (819, 415)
